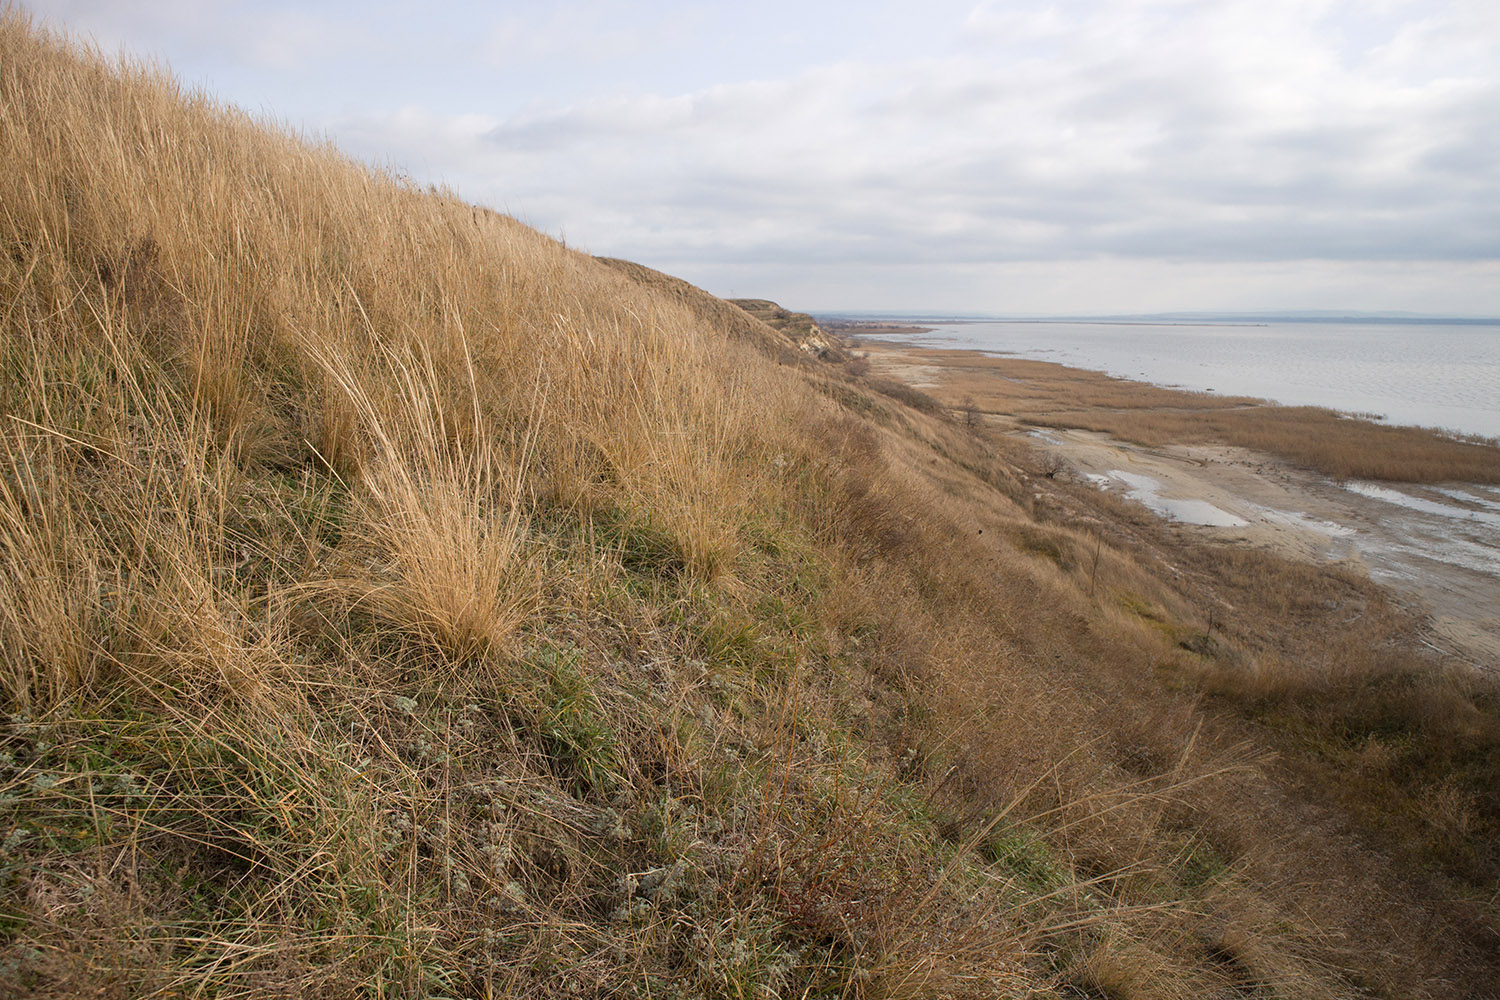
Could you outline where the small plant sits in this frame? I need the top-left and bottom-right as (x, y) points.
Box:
(534, 646), (620, 795)
(962, 396), (982, 429)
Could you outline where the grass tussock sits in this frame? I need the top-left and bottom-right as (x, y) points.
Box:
(2, 12), (1497, 1000)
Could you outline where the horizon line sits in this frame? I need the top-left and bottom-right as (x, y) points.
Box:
(809, 309), (1500, 325)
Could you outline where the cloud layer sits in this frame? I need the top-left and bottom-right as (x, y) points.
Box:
(27, 0), (1500, 313)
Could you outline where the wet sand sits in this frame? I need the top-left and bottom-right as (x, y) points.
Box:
(859, 338), (1500, 667)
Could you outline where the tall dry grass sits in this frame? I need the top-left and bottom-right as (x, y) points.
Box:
(0, 12), (866, 995)
(0, 13), (1085, 997)
(4, 10), (1497, 999)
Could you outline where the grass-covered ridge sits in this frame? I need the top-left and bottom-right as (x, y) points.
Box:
(2, 12), (1497, 999)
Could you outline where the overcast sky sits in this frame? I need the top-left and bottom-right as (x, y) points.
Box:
(26, 0), (1500, 315)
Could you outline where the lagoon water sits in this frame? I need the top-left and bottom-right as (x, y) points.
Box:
(893, 319), (1500, 440)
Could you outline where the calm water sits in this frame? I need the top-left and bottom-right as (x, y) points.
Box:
(892, 320), (1500, 440)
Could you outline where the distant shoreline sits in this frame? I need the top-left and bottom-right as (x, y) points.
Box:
(818, 317), (934, 337)
(839, 319), (1500, 442)
(819, 313), (1500, 327)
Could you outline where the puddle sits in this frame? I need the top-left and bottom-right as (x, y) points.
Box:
(1086, 469), (1354, 538)
(1329, 479), (1500, 617)
(1028, 428), (1067, 446)
(1242, 502), (1356, 538)
(1104, 470), (1249, 527)
(1344, 482), (1500, 530)
(1369, 533), (1500, 578)
(1433, 486), (1500, 514)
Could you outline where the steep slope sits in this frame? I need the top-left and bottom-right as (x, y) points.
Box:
(0, 16), (1041, 996)
(726, 298), (848, 362)
(1, 13), (1495, 1000)
(593, 256), (809, 364)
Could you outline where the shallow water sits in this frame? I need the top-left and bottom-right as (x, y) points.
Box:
(1434, 486), (1500, 513)
(896, 319), (1500, 439)
(1240, 502), (1354, 539)
(1341, 482), (1500, 581)
(1344, 482), (1500, 529)
(1099, 469), (1249, 527)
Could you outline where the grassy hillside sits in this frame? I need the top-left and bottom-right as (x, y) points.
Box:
(2, 13), (1496, 998)
(725, 299), (847, 362)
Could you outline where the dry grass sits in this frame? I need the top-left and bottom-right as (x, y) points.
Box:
(818, 409), (1500, 997)
(3, 11), (1497, 1000)
(0, 14), (1042, 996)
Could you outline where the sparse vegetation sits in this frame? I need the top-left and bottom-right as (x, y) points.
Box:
(961, 396), (982, 429)
(1, 12), (1496, 999)
(726, 299), (857, 363)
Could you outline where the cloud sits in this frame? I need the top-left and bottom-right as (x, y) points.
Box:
(441, 2), (1499, 270)
(31, 0), (366, 73)
(24, 0), (1500, 311)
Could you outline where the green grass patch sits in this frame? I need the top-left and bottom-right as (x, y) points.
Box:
(532, 646), (621, 796)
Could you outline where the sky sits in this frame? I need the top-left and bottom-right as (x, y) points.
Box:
(24, 0), (1500, 316)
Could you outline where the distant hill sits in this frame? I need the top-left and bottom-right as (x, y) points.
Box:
(727, 298), (850, 361)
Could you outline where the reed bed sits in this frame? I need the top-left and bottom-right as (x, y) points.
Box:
(866, 346), (1500, 483)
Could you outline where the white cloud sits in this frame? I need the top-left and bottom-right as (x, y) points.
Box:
(443, 3), (1499, 269)
(32, 0), (364, 72)
(21, 0), (1500, 312)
